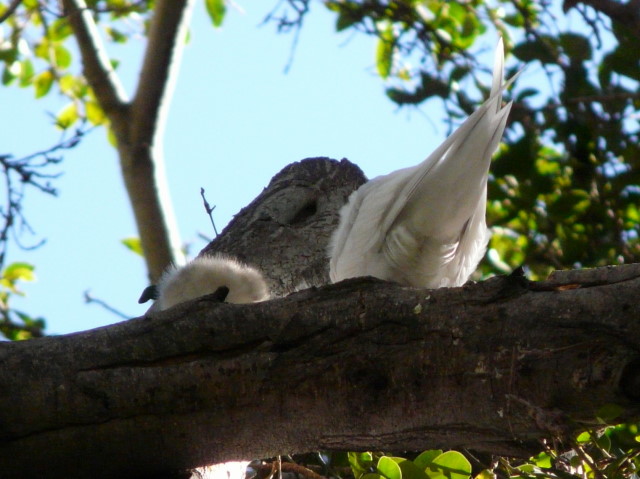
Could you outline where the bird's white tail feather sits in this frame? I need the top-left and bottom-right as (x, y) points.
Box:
(329, 38), (513, 288)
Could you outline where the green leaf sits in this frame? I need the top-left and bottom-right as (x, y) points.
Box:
(86, 100), (106, 125)
(49, 18), (72, 41)
(205, 0), (226, 28)
(576, 431), (592, 443)
(56, 103), (78, 129)
(2, 63), (16, 85)
(3, 262), (35, 282)
(349, 451), (374, 477)
(474, 470), (495, 479)
(530, 451), (552, 469)
(337, 7), (362, 31)
(0, 45), (17, 63)
(19, 59), (35, 86)
(601, 47), (640, 82)
(516, 464), (535, 474)
(397, 459), (429, 479)
(34, 70), (54, 98)
(413, 450), (443, 470)
(377, 456), (402, 479)
(512, 37), (558, 64)
(53, 44), (72, 69)
(559, 33), (591, 62)
(429, 451), (471, 479)
(106, 27), (128, 44)
(597, 404), (623, 422)
(516, 88), (539, 102)
(376, 22), (394, 79)
(121, 237), (144, 256)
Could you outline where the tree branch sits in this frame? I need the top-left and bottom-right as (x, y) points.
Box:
(114, 0), (196, 281)
(61, 0), (129, 121)
(131, 0), (196, 146)
(0, 0), (21, 24)
(63, 0), (193, 281)
(0, 265), (639, 478)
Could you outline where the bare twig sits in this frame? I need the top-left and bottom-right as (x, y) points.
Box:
(0, 127), (87, 270)
(83, 290), (131, 320)
(200, 188), (218, 237)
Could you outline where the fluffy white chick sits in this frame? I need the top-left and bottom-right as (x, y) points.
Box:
(155, 255), (270, 310)
(329, 38), (513, 289)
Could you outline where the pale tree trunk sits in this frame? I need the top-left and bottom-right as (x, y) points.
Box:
(63, 0), (191, 281)
(0, 159), (639, 479)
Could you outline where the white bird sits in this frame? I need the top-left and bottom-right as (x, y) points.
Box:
(329, 39), (513, 289)
(154, 254), (270, 310)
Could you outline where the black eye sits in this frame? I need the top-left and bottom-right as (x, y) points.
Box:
(287, 198), (318, 225)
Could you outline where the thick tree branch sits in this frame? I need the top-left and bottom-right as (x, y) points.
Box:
(131, 0), (195, 146)
(116, 136), (185, 282)
(1, 265), (639, 478)
(118, 0), (195, 281)
(64, 0), (190, 281)
(61, 0), (129, 122)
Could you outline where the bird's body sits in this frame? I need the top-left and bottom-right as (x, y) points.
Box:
(155, 254), (270, 310)
(329, 39), (513, 288)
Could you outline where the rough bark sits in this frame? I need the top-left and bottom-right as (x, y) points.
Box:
(1, 268), (640, 477)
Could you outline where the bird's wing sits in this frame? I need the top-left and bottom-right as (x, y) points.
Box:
(329, 168), (416, 281)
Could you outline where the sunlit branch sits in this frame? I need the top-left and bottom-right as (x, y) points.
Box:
(131, 0), (196, 145)
(61, 0), (129, 121)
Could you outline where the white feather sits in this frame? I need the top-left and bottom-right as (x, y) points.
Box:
(329, 38), (513, 288)
(156, 254), (270, 310)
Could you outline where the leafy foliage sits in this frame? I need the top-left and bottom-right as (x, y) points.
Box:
(273, 0), (640, 280)
(379, 435), (640, 479)
(0, 261), (45, 339)
(0, 0), (156, 131)
(283, 432), (640, 479)
(347, 450), (472, 479)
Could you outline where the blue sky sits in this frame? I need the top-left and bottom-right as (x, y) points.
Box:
(3, 2), (498, 335)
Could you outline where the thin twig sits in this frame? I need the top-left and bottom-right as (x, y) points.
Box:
(84, 290), (130, 320)
(200, 188), (218, 237)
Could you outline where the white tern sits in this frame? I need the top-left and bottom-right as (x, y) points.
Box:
(329, 38), (513, 288)
(155, 254), (270, 310)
